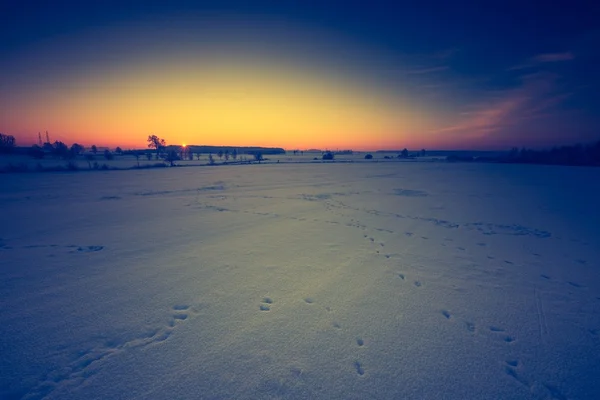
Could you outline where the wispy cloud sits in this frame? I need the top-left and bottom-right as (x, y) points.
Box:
(429, 72), (572, 145)
(508, 51), (575, 70)
(532, 52), (575, 62)
(405, 66), (449, 74)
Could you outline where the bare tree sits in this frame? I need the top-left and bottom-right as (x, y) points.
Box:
(0, 133), (16, 153)
(165, 150), (179, 166)
(147, 135), (166, 159)
(70, 143), (84, 155)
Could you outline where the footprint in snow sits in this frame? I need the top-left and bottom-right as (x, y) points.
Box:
(260, 298), (273, 311)
(465, 322), (476, 332)
(354, 361), (365, 376)
(77, 245), (104, 253)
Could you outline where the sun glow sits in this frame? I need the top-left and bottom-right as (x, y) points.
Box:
(1, 57), (436, 150)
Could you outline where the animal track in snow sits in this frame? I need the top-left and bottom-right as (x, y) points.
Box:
(24, 303), (198, 399)
(260, 298), (273, 311)
(304, 298), (314, 304)
(356, 338), (364, 347)
(442, 310), (451, 319)
(504, 361), (568, 399)
(76, 245), (104, 252)
(354, 361), (365, 376)
(414, 281), (422, 287)
(567, 281), (582, 288)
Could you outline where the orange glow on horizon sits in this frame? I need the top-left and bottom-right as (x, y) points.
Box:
(2, 56), (441, 151)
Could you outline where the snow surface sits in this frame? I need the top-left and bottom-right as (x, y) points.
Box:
(1, 162), (599, 399)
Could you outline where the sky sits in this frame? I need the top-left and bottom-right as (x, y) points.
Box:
(1, 0), (599, 151)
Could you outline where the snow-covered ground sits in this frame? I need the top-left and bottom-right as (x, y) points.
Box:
(1, 162), (599, 399)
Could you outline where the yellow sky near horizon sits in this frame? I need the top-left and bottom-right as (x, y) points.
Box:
(2, 56), (441, 150)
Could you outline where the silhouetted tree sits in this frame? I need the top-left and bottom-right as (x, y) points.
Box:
(188, 151), (194, 161)
(52, 141), (69, 158)
(217, 150), (223, 159)
(146, 152), (153, 161)
(208, 153), (215, 165)
(322, 151), (334, 160)
(421, 149), (426, 157)
(196, 152), (201, 160)
(401, 148), (409, 158)
(165, 150), (180, 166)
(232, 149), (238, 160)
(497, 140), (600, 166)
(104, 149), (114, 160)
(85, 154), (95, 169)
(70, 143), (84, 155)
(0, 133), (16, 153)
(115, 146), (123, 154)
(224, 151), (230, 161)
(254, 152), (263, 163)
(147, 135), (166, 159)
(91, 145), (98, 154)
(42, 142), (53, 153)
(28, 145), (45, 159)
(365, 154), (373, 159)
(134, 151), (141, 167)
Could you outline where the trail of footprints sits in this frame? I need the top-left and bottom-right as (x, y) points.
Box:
(438, 309), (516, 343)
(25, 304), (197, 399)
(0, 242), (105, 253)
(438, 309), (569, 399)
(258, 295), (369, 378)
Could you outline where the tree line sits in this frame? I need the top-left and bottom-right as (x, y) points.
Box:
(497, 141), (600, 166)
